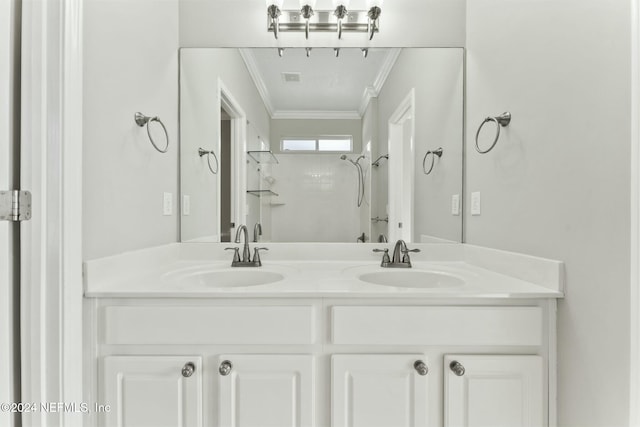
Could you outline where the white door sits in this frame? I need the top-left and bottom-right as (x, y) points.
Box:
(444, 355), (544, 427)
(332, 354), (429, 427)
(102, 356), (203, 427)
(0, 0), (19, 426)
(217, 354), (315, 427)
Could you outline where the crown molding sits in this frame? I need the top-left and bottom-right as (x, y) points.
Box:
(271, 110), (362, 120)
(358, 48), (402, 116)
(239, 48), (275, 117)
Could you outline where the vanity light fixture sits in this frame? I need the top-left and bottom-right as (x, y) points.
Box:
(367, 0), (383, 40)
(300, 0), (316, 39)
(266, 0), (284, 39)
(266, 0), (381, 40)
(333, 0), (349, 39)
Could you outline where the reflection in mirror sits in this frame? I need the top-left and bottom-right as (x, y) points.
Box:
(180, 48), (463, 244)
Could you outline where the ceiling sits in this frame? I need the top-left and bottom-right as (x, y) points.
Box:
(241, 48), (400, 119)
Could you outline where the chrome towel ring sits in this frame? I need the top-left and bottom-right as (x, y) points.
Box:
(135, 112), (169, 153)
(475, 112), (511, 154)
(422, 147), (443, 175)
(198, 148), (219, 175)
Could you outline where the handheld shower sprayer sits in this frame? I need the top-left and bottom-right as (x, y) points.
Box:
(339, 154), (366, 207)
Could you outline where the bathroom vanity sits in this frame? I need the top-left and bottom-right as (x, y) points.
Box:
(83, 243), (563, 427)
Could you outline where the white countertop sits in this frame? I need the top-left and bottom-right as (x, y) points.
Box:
(83, 243), (564, 299)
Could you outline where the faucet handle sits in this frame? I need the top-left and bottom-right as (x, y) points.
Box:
(401, 247), (420, 264)
(225, 247), (241, 263)
(373, 248), (391, 265)
(252, 247), (269, 266)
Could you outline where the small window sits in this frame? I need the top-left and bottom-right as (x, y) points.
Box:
(281, 136), (352, 153)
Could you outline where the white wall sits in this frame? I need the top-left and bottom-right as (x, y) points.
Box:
(270, 154), (361, 242)
(179, 0), (465, 48)
(466, 1), (631, 425)
(270, 119), (363, 154)
(377, 49), (464, 243)
(83, 0), (179, 260)
(180, 49), (271, 242)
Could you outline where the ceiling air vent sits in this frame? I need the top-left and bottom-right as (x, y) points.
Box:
(281, 72), (301, 83)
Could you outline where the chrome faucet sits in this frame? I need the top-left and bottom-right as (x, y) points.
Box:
(373, 239), (420, 268)
(253, 222), (262, 242)
(225, 224), (268, 267)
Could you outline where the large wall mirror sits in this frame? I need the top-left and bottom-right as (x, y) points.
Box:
(180, 48), (463, 243)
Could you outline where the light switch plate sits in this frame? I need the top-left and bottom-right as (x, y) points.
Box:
(182, 195), (190, 216)
(451, 194), (460, 216)
(471, 191), (481, 216)
(163, 192), (173, 216)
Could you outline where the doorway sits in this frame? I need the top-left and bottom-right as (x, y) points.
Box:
(218, 80), (247, 241)
(387, 89), (416, 242)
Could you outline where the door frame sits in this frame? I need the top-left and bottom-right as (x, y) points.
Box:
(218, 78), (247, 237)
(387, 89), (415, 242)
(21, 0), (84, 426)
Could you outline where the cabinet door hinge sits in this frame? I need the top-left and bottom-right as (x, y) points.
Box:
(0, 190), (32, 222)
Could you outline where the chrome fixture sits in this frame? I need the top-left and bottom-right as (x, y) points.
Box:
(450, 360), (465, 376)
(266, 0), (283, 39)
(371, 216), (388, 223)
(361, 48), (369, 58)
(266, 0), (381, 40)
(372, 154), (388, 167)
(414, 360), (428, 376)
(300, 0), (315, 39)
(475, 111), (511, 154)
(219, 360), (233, 376)
(253, 222), (262, 242)
(226, 224), (268, 267)
(422, 147), (443, 175)
(340, 154), (366, 207)
(181, 362), (196, 378)
(334, 47), (340, 57)
(198, 147), (219, 175)
(373, 239), (420, 268)
(357, 232), (366, 243)
(306, 47), (312, 57)
(377, 234), (388, 243)
(134, 112), (169, 153)
(278, 47), (285, 57)
(366, 0), (383, 40)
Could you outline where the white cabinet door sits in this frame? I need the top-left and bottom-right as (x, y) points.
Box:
(332, 354), (429, 427)
(444, 355), (544, 427)
(217, 355), (315, 427)
(102, 356), (202, 427)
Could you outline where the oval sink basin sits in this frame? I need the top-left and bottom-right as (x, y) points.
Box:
(173, 270), (284, 287)
(358, 270), (464, 288)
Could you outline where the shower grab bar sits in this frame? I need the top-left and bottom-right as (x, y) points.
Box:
(198, 148), (219, 175)
(422, 147), (443, 175)
(135, 112), (169, 153)
(475, 112), (511, 154)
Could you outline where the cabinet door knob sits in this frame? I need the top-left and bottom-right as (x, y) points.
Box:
(449, 360), (465, 376)
(219, 360), (233, 376)
(414, 360), (428, 376)
(182, 362), (196, 378)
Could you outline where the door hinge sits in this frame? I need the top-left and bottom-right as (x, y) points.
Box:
(0, 190), (32, 222)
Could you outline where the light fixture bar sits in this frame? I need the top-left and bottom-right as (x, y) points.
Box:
(266, 10), (379, 36)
